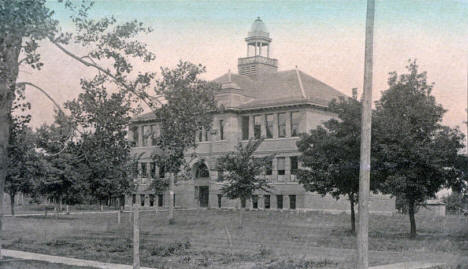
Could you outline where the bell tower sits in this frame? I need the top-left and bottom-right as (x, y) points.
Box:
(238, 17), (278, 79)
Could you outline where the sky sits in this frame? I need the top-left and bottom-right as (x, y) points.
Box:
(19, 0), (468, 140)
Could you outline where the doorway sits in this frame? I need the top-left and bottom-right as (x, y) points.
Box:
(199, 186), (209, 207)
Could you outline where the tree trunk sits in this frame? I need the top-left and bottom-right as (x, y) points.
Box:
(0, 33), (22, 260)
(350, 193), (356, 235)
(9, 193), (15, 216)
(408, 199), (417, 239)
(239, 207), (244, 228)
(168, 173), (174, 224)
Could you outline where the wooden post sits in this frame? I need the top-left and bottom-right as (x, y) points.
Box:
(168, 173), (174, 223)
(117, 210), (121, 225)
(357, 0), (375, 269)
(133, 195), (140, 269)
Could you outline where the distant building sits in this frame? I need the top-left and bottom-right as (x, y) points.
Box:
(127, 17), (395, 214)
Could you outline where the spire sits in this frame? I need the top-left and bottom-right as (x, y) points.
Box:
(238, 17), (278, 78)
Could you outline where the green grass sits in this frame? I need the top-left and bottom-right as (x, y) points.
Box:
(0, 258), (95, 269)
(3, 209), (468, 268)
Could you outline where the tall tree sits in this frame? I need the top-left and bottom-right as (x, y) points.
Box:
(297, 96), (373, 234)
(6, 89), (36, 215)
(1, 0), (156, 257)
(151, 61), (218, 223)
(66, 75), (135, 207)
(373, 60), (464, 239)
(217, 138), (272, 227)
(35, 112), (88, 209)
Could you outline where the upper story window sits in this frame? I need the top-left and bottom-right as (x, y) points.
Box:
(265, 114), (274, 139)
(291, 112), (301, 137)
(278, 113), (286, 138)
(290, 156), (298, 175)
(151, 124), (159, 146)
(159, 164), (166, 179)
(219, 120), (224, 140)
(265, 159), (272, 175)
(277, 157), (286, 175)
(198, 127), (203, 142)
(131, 126), (139, 146)
(150, 162), (156, 178)
(254, 115), (262, 139)
(140, 162), (147, 177)
(241, 116), (249, 140)
(142, 125), (151, 146)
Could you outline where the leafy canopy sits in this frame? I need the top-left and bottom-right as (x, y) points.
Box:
(217, 138), (272, 200)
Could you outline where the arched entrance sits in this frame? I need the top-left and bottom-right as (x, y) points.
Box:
(193, 161), (210, 208)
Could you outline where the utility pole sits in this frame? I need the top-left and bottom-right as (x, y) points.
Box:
(357, 0), (375, 269)
(168, 172), (174, 223)
(133, 188), (140, 269)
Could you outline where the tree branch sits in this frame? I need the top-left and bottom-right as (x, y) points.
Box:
(16, 82), (74, 157)
(48, 38), (163, 109)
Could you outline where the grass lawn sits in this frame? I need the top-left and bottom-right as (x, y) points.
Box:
(3, 209), (468, 268)
(0, 258), (95, 269)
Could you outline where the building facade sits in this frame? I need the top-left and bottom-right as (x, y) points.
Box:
(127, 18), (395, 214)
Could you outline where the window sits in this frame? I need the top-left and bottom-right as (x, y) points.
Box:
(289, 195), (296, 210)
(254, 115), (262, 139)
(290, 156), (298, 175)
(151, 124), (159, 146)
(241, 197), (246, 208)
(132, 162), (138, 177)
(241, 116), (249, 140)
(149, 194), (155, 207)
(217, 194), (222, 208)
(150, 163), (156, 178)
(252, 195), (258, 209)
(264, 195), (270, 209)
(142, 125), (151, 146)
(291, 112), (301, 137)
(265, 159), (272, 175)
(198, 128), (203, 142)
(158, 194), (164, 207)
(204, 129), (209, 141)
(132, 194), (136, 204)
(265, 114), (274, 138)
(219, 120), (224, 140)
(277, 157), (285, 175)
(131, 126), (139, 146)
(278, 113), (286, 138)
(140, 194), (145, 207)
(159, 165), (165, 179)
(140, 163), (147, 177)
(277, 195), (283, 209)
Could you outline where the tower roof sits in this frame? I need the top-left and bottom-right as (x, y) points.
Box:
(248, 17), (269, 39)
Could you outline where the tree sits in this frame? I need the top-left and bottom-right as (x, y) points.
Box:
(6, 89), (37, 216)
(1, 0), (156, 257)
(216, 138), (272, 227)
(297, 96), (373, 234)
(150, 61), (218, 223)
(35, 111), (88, 210)
(66, 76), (135, 208)
(373, 60), (464, 239)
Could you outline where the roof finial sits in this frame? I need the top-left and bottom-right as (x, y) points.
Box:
(295, 65), (298, 69)
(228, 69), (232, 83)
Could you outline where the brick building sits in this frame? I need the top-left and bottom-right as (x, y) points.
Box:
(127, 17), (395, 214)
